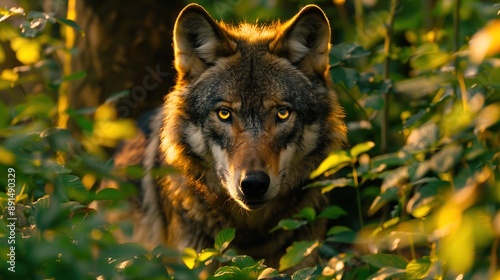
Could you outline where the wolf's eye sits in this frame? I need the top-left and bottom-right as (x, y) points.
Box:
(277, 108), (290, 121)
(217, 109), (231, 121)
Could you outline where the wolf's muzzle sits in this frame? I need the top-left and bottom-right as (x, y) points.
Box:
(239, 171), (270, 199)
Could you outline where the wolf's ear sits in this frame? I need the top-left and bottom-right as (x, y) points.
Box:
(173, 4), (237, 80)
(270, 5), (331, 77)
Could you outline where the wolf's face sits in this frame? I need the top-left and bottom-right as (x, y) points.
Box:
(161, 4), (347, 211)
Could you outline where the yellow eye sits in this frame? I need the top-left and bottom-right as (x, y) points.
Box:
(277, 108), (290, 120)
(218, 109), (231, 120)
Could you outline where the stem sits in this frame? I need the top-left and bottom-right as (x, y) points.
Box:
(490, 237), (499, 278)
(353, 0), (364, 33)
(453, 0), (461, 97)
(338, 83), (370, 121)
(352, 163), (364, 228)
(57, 0), (76, 130)
(56, 0), (76, 164)
(381, 0), (398, 153)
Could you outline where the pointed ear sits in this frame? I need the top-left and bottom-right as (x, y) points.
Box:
(270, 5), (331, 78)
(173, 4), (237, 81)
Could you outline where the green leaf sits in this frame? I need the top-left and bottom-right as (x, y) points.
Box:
(407, 179), (451, 218)
(279, 240), (320, 272)
(94, 188), (126, 201)
(55, 17), (83, 33)
(40, 128), (75, 152)
(58, 174), (89, 202)
(107, 242), (148, 262)
(258, 267), (279, 279)
(331, 66), (360, 89)
(293, 207), (316, 222)
(358, 94), (384, 110)
(270, 219), (308, 233)
(62, 70), (87, 82)
(304, 178), (354, 193)
(350, 141), (375, 158)
(310, 151), (352, 179)
(212, 266), (243, 279)
(214, 228), (235, 252)
(405, 256), (432, 279)
(368, 187), (399, 216)
(326, 226), (352, 236)
(361, 254), (408, 269)
(367, 267), (406, 280)
(198, 248), (219, 262)
(231, 255), (256, 268)
(410, 52), (451, 71)
(181, 248), (198, 269)
(291, 266), (317, 280)
(318, 205), (347, 220)
(428, 144), (463, 173)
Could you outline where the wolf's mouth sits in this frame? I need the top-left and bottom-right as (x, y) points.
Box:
(238, 198), (269, 211)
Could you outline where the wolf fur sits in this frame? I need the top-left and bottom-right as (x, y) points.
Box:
(107, 3), (347, 269)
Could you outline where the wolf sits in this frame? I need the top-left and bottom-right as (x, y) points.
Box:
(106, 3), (347, 269)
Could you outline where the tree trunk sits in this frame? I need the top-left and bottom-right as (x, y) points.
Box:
(71, 0), (185, 119)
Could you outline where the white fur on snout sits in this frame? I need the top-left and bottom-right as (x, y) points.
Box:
(210, 145), (237, 197)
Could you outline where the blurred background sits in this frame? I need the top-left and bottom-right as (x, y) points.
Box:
(0, 0), (499, 279)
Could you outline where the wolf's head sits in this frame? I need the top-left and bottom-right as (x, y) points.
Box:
(160, 4), (347, 211)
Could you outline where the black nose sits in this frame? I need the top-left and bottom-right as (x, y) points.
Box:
(239, 171), (270, 198)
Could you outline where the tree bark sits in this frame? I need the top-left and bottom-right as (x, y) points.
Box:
(71, 0), (185, 118)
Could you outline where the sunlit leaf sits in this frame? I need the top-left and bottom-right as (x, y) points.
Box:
(407, 179), (451, 218)
(439, 216), (475, 274)
(214, 228), (235, 252)
(428, 144), (462, 173)
(304, 178), (354, 190)
(367, 267), (406, 280)
(350, 141), (375, 158)
(230, 255), (255, 269)
(469, 19), (500, 63)
(291, 266), (317, 280)
(10, 37), (40, 64)
(0, 146), (15, 165)
(197, 248), (219, 262)
(405, 256), (432, 279)
(404, 122), (438, 153)
(368, 187), (399, 216)
(181, 248), (198, 269)
(212, 266), (242, 278)
(258, 267), (279, 279)
(1, 69), (18, 82)
(310, 150), (351, 179)
(279, 240), (320, 272)
(321, 178), (355, 193)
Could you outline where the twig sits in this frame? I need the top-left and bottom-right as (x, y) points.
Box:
(354, 0), (364, 33)
(56, 0), (76, 164)
(453, 0), (461, 98)
(381, 0), (398, 153)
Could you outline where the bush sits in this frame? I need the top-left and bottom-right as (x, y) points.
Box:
(0, 1), (499, 279)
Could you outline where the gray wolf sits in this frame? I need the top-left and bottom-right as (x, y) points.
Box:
(106, 3), (347, 269)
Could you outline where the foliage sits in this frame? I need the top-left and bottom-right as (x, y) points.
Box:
(1, 1), (499, 279)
